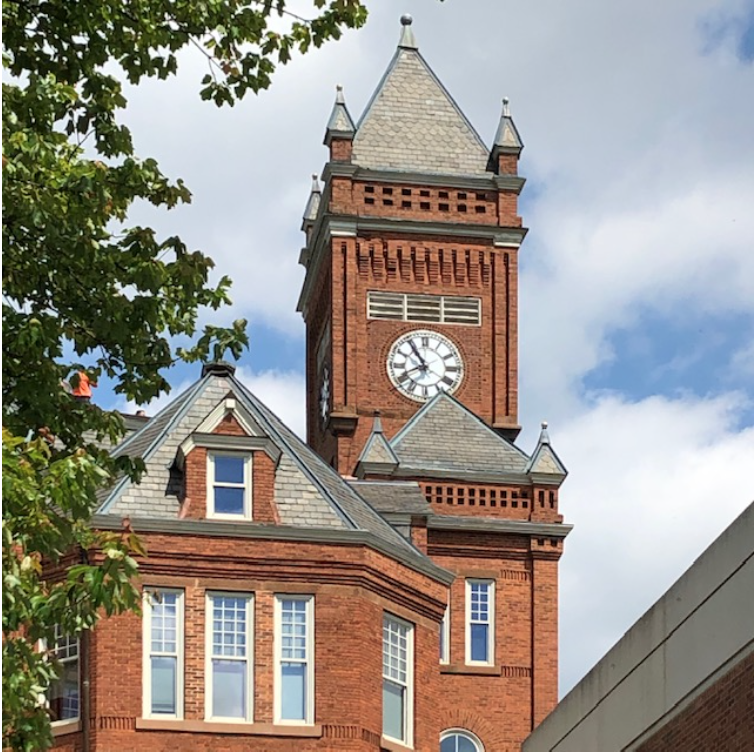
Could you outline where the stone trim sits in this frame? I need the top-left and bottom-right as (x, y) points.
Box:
(51, 720), (81, 737)
(92, 514), (455, 586)
(380, 735), (416, 752)
(441, 664), (502, 677)
(178, 433), (282, 466)
(135, 719), (323, 737)
(397, 465), (532, 485)
(428, 514), (573, 538)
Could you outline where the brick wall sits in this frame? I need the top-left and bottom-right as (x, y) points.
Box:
(70, 532), (449, 752)
(636, 651), (754, 752)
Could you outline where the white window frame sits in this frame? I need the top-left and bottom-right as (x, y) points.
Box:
(273, 595), (315, 725)
(465, 579), (495, 666)
(441, 728), (485, 752)
(382, 613), (414, 748)
(45, 627), (81, 726)
(440, 602), (450, 665)
(142, 588), (184, 720)
(205, 592), (254, 723)
(206, 450), (252, 520)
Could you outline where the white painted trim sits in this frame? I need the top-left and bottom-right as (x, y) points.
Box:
(142, 588), (184, 720)
(193, 397), (262, 438)
(465, 579), (495, 667)
(206, 451), (252, 520)
(382, 613), (414, 749)
(441, 728), (486, 752)
(204, 592), (254, 723)
(43, 629), (81, 726)
(273, 595), (315, 726)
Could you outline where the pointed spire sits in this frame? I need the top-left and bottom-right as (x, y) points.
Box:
(492, 96), (524, 157)
(324, 84), (356, 146)
(355, 409), (399, 478)
(301, 173), (321, 228)
(525, 420), (567, 479)
(538, 420), (551, 444)
(398, 14), (418, 50)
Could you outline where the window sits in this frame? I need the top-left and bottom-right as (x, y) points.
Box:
(440, 604), (450, 664)
(367, 291), (481, 326)
(466, 580), (494, 665)
(441, 729), (485, 752)
(47, 627), (80, 723)
(143, 589), (184, 718)
(206, 593), (253, 721)
(382, 615), (413, 746)
(275, 596), (314, 724)
(207, 452), (251, 519)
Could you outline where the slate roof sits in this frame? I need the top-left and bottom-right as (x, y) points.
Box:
(98, 369), (422, 561)
(349, 481), (430, 515)
(351, 27), (491, 177)
(390, 392), (530, 478)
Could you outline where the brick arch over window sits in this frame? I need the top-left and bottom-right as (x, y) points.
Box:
(441, 728), (485, 752)
(442, 710), (497, 752)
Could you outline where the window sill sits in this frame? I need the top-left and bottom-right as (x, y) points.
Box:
(51, 720), (81, 737)
(135, 719), (322, 737)
(441, 663), (501, 676)
(380, 735), (414, 752)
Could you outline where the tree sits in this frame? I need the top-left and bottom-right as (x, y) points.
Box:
(2, 2), (368, 749)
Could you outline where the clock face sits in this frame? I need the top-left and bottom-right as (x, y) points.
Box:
(319, 367), (330, 425)
(387, 330), (464, 402)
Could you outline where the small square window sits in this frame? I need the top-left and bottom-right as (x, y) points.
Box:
(208, 453), (251, 519)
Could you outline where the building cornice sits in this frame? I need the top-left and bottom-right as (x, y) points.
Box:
(322, 162), (526, 194)
(427, 514), (572, 538)
(92, 514), (455, 586)
(395, 466), (533, 485)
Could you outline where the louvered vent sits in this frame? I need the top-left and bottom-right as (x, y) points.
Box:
(367, 292), (481, 326)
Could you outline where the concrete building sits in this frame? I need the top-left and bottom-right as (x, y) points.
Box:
(523, 503), (754, 752)
(48, 18), (572, 753)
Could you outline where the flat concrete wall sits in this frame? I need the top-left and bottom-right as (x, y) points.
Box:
(523, 503), (754, 752)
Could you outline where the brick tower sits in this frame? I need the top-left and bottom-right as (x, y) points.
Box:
(299, 17), (571, 751)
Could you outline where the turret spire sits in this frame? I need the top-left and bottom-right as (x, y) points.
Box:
(398, 14), (418, 50)
(492, 96), (524, 156)
(324, 84), (356, 146)
(301, 173), (321, 230)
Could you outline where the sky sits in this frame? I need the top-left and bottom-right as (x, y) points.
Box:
(95, 0), (753, 696)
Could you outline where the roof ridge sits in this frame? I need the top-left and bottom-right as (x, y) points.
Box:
(229, 377), (358, 530)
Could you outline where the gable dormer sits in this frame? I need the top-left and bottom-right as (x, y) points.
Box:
(177, 389), (282, 523)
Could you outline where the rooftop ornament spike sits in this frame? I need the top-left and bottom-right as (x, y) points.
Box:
(301, 173), (322, 227)
(398, 14), (418, 49)
(324, 84), (356, 144)
(372, 410), (384, 434)
(492, 94), (524, 157)
(538, 421), (551, 444)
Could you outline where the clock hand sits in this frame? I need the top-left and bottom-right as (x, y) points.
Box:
(408, 340), (427, 367)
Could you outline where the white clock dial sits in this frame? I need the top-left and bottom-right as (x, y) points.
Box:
(387, 330), (464, 402)
(319, 367), (330, 424)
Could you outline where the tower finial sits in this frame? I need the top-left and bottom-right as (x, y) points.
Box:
(398, 14), (418, 49)
(502, 97), (511, 117)
(335, 84), (345, 104)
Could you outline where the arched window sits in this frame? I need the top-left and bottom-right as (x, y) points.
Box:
(440, 729), (484, 752)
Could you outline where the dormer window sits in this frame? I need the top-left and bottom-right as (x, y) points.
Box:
(207, 452), (251, 519)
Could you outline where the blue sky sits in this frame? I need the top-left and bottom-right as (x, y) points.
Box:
(90, 1), (753, 695)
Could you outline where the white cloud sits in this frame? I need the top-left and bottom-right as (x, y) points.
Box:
(235, 366), (306, 438)
(556, 390), (754, 694)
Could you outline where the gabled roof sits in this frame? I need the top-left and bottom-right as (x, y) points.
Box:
(351, 20), (491, 177)
(98, 367), (422, 562)
(390, 392), (530, 479)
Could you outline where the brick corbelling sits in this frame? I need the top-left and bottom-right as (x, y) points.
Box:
(92, 533), (448, 623)
(635, 651), (754, 752)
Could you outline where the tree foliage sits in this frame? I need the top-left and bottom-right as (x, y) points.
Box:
(2, 1), (368, 749)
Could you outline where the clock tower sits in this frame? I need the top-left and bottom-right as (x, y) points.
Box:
(298, 18), (571, 750)
(299, 16), (525, 474)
